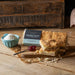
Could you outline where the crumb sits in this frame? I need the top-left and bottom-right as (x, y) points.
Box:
(35, 50), (39, 53)
(44, 58), (51, 61)
(26, 59), (32, 63)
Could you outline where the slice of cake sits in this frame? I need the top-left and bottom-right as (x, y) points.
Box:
(40, 31), (67, 50)
(39, 31), (67, 56)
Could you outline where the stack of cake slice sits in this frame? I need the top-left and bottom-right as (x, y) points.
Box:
(37, 31), (67, 56)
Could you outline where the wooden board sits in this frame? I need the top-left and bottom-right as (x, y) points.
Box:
(0, 28), (75, 75)
(10, 45), (75, 72)
(0, 53), (75, 75)
(0, 1), (64, 15)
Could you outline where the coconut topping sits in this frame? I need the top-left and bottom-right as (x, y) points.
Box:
(4, 34), (17, 40)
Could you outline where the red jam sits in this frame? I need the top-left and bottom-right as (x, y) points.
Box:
(28, 46), (36, 51)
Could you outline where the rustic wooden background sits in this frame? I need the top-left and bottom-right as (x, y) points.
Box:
(0, 0), (64, 28)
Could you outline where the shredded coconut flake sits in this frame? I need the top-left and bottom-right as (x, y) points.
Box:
(4, 34), (17, 40)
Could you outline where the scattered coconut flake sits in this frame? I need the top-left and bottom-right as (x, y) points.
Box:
(27, 59), (31, 63)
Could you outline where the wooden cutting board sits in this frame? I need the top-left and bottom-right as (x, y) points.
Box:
(20, 46), (75, 73)
(1, 43), (75, 73)
(0, 28), (75, 75)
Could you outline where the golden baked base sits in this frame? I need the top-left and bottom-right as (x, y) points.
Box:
(36, 48), (59, 56)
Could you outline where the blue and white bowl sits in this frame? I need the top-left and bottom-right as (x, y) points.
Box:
(1, 33), (19, 48)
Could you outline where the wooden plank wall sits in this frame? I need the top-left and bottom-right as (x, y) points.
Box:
(0, 0), (64, 28)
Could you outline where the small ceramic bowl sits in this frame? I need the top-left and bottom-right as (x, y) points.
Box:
(1, 33), (19, 48)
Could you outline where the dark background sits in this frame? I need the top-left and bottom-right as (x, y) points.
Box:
(65, 0), (75, 16)
(65, 0), (75, 27)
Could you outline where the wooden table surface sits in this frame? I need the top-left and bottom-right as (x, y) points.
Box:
(0, 28), (75, 75)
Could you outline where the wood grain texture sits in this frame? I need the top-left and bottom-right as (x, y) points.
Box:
(0, 28), (75, 75)
(0, 0), (64, 28)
